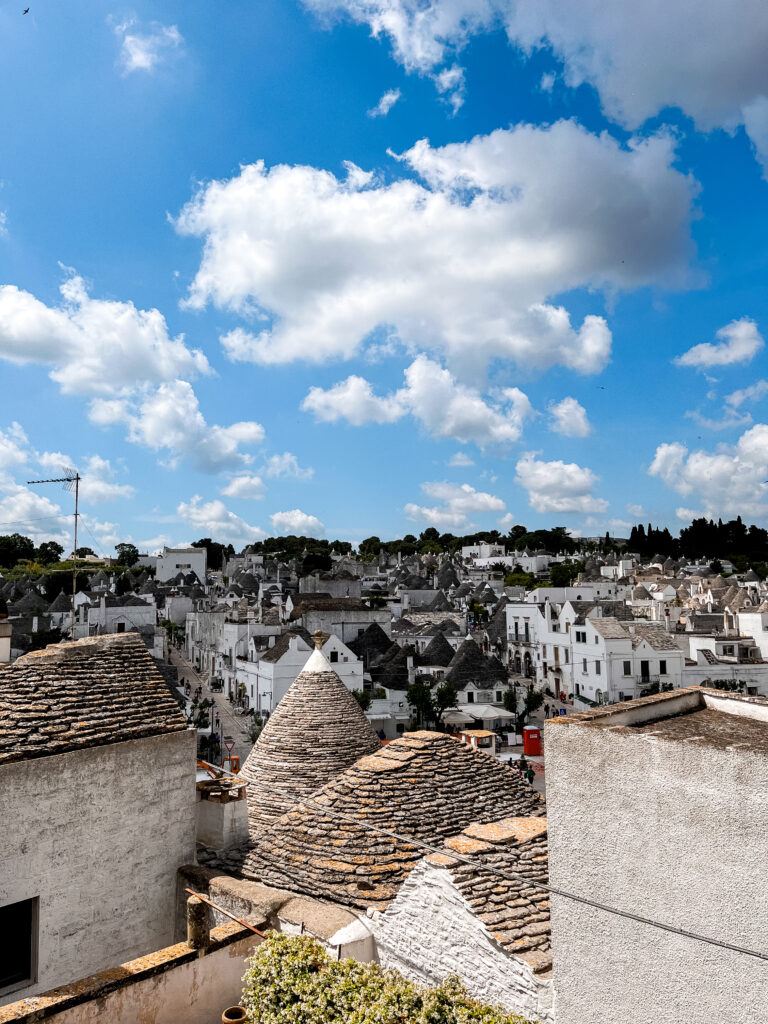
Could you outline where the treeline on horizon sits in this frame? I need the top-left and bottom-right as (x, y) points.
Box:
(3, 516), (768, 577)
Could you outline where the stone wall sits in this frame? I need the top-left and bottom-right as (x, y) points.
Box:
(545, 711), (768, 1024)
(371, 861), (554, 1024)
(0, 922), (258, 1024)
(0, 730), (197, 1006)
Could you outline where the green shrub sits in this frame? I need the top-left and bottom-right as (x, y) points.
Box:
(241, 933), (532, 1024)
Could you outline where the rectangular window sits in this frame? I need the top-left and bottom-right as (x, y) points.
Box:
(0, 898), (37, 995)
(582, 658), (587, 673)
(565, 650), (569, 664)
(594, 635), (599, 644)
(116, 621), (126, 633)
(514, 622), (519, 639)
(595, 661), (601, 676)
(496, 691), (502, 702)
(659, 660), (667, 674)
(329, 650), (338, 663)
(623, 660), (631, 676)
(467, 691), (474, 703)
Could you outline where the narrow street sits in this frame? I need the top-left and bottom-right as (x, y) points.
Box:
(169, 647), (253, 767)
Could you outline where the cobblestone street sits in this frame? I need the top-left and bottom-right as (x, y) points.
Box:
(169, 647), (253, 766)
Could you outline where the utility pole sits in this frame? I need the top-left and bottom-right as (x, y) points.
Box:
(26, 470), (81, 638)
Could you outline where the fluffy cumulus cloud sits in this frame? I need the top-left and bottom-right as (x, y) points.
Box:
(0, 422), (30, 471)
(548, 396), (591, 437)
(674, 318), (763, 369)
(0, 272), (209, 396)
(90, 380), (265, 473)
(515, 453), (607, 513)
(220, 474), (265, 500)
(115, 20), (183, 74)
(649, 426), (768, 517)
(262, 452), (314, 479)
(177, 496), (266, 544)
(303, 355), (533, 446)
(368, 87), (402, 117)
(405, 480), (504, 528)
(177, 122), (694, 376)
(306, 1), (768, 171)
(270, 508), (325, 537)
(448, 451), (474, 467)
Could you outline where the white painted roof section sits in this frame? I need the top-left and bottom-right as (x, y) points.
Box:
(302, 646), (334, 673)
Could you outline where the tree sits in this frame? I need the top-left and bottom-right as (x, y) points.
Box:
(35, 541), (63, 566)
(709, 558), (723, 575)
(406, 680), (435, 728)
(115, 543), (139, 567)
(504, 571), (535, 589)
(0, 533), (35, 569)
(515, 687), (544, 735)
(74, 546), (96, 558)
(114, 573), (132, 596)
(358, 536), (381, 560)
(352, 689), (373, 711)
(502, 686), (518, 715)
(432, 682), (458, 727)
(192, 537), (229, 571)
(549, 560), (582, 587)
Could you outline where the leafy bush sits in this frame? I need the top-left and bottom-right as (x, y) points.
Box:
(241, 933), (531, 1024)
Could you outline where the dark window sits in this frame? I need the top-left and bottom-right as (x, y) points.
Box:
(329, 650), (338, 663)
(659, 660), (667, 674)
(623, 661), (631, 675)
(496, 690), (502, 702)
(0, 898), (37, 994)
(467, 692), (474, 703)
(116, 621), (126, 633)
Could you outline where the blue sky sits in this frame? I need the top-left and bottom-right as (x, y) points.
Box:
(1, 0), (767, 552)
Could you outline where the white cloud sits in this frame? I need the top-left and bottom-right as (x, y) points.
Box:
(0, 271), (209, 396)
(674, 318), (763, 369)
(368, 87), (402, 117)
(685, 408), (752, 431)
(115, 20), (183, 75)
(305, 1), (768, 171)
(262, 452), (314, 479)
(177, 495), (266, 544)
(540, 72), (555, 93)
(548, 396), (591, 437)
(270, 508), (325, 536)
(726, 379), (768, 408)
(90, 380), (265, 473)
(0, 423), (30, 471)
(626, 503), (645, 517)
(302, 375), (405, 425)
(498, 511), (517, 528)
(448, 451), (474, 467)
(405, 480), (504, 529)
(37, 452), (134, 503)
(649, 426), (768, 517)
(176, 122), (694, 377)
(515, 453), (607, 513)
(433, 63), (465, 111)
(220, 474), (266, 500)
(303, 355), (533, 446)
(676, 506), (703, 522)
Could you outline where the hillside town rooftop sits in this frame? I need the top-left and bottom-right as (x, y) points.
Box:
(240, 633), (380, 833)
(242, 730), (544, 910)
(0, 633), (187, 766)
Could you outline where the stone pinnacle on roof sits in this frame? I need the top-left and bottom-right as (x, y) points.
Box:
(240, 642), (380, 835)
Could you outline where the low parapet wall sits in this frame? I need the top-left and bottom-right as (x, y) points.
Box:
(0, 921), (259, 1024)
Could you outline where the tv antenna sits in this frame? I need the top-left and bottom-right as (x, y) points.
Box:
(26, 470), (81, 637)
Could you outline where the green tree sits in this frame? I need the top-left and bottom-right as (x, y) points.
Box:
(504, 571), (535, 589)
(516, 687), (544, 735)
(74, 546), (96, 558)
(35, 540), (64, 566)
(115, 542), (139, 567)
(406, 679), (435, 727)
(352, 689), (373, 711)
(0, 533), (35, 569)
(432, 681), (458, 727)
(549, 560), (582, 587)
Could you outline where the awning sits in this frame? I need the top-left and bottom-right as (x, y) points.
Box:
(469, 704), (516, 721)
(442, 709), (475, 725)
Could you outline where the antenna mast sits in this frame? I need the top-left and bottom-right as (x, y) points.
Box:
(26, 470), (81, 638)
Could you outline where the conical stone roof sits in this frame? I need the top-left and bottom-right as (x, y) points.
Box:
(242, 730), (544, 909)
(240, 641), (380, 834)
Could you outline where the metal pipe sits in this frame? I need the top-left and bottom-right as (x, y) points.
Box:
(183, 887), (267, 939)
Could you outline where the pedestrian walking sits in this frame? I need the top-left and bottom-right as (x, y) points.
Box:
(526, 767), (535, 786)
(544, 702), (550, 719)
